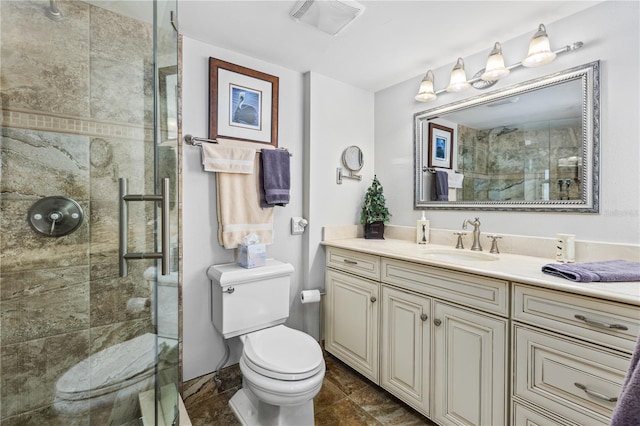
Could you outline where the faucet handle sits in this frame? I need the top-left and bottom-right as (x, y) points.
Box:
(454, 232), (466, 249)
(486, 235), (502, 254)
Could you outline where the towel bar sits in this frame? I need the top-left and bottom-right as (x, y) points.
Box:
(184, 134), (292, 156)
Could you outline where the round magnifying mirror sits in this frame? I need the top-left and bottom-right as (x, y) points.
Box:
(342, 146), (364, 172)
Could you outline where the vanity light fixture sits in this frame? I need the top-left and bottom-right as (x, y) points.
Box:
(522, 24), (556, 67)
(481, 42), (510, 81)
(415, 23), (584, 102)
(445, 58), (471, 93)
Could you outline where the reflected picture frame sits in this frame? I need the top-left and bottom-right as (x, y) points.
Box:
(428, 123), (453, 169)
(209, 57), (279, 147)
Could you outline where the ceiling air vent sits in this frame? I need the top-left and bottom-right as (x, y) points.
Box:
(289, 0), (365, 36)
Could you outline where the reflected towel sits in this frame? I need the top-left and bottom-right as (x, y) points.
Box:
(541, 260), (640, 282)
(216, 154), (273, 249)
(431, 170), (449, 201)
(260, 149), (290, 207)
(447, 171), (464, 189)
(202, 143), (255, 174)
(610, 334), (640, 425)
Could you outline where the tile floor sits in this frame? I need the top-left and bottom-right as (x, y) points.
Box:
(184, 351), (436, 425)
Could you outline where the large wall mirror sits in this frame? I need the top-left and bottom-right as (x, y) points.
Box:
(414, 61), (600, 212)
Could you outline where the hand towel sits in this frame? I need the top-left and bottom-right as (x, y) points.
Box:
(216, 154), (273, 249)
(431, 170), (449, 201)
(447, 171), (464, 189)
(260, 149), (290, 207)
(201, 143), (255, 174)
(541, 260), (640, 282)
(610, 334), (640, 425)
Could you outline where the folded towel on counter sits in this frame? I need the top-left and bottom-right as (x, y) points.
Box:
(447, 171), (464, 189)
(610, 334), (640, 426)
(201, 143), (256, 174)
(541, 260), (640, 282)
(431, 170), (449, 201)
(260, 149), (290, 207)
(216, 154), (273, 249)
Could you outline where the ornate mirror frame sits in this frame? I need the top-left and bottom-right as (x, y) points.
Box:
(414, 61), (600, 212)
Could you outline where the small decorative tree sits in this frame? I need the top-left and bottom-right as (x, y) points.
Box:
(360, 175), (391, 239)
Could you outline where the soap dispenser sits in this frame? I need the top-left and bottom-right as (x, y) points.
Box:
(417, 212), (430, 244)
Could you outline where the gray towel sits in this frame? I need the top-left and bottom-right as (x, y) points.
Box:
(431, 170), (449, 201)
(260, 149), (290, 207)
(541, 260), (640, 282)
(610, 334), (640, 426)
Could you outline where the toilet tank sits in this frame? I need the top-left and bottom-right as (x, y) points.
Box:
(207, 259), (294, 338)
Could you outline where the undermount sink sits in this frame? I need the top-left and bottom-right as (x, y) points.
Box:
(420, 248), (498, 262)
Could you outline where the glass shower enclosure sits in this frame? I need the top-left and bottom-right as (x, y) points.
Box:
(1, 0), (180, 424)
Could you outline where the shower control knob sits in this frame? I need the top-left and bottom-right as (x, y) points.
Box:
(28, 196), (83, 237)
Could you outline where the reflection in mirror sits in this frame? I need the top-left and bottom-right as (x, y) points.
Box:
(414, 61), (599, 212)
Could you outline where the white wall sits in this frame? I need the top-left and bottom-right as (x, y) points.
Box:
(302, 72), (375, 337)
(182, 38), (307, 381)
(182, 40), (374, 381)
(374, 1), (640, 245)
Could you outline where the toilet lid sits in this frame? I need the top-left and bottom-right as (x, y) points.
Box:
(56, 333), (159, 400)
(243, 326), (324, 381)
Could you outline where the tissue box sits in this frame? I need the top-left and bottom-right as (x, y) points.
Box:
(238, 243), (266, 268)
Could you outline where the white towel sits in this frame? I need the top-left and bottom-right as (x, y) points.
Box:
(202, 143), (255, 174)
(216, 154), (273, 249)
(447, 171), (464, 189)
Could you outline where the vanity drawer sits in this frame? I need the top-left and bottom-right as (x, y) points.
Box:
(513, 284), (640, 354)
(513, 324), (628, 426)
(326, 247), (380, 281)
(381, 258), (509, 316)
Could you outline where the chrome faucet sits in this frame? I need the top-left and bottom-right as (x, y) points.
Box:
(462, 217), (482, 251)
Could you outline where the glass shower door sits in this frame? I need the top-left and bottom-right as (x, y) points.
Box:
(0, 0), (179, 424)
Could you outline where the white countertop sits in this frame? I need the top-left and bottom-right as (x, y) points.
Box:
(322, 238), (640, 306)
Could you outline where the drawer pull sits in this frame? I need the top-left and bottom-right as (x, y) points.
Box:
(574, 382), (618, 402)
(420, 314), (428, 321)
(370, 296), (377, 303)
(434, 319), (442, 326)
(343, 259), (358, 265)
(574, 314), (628, 331)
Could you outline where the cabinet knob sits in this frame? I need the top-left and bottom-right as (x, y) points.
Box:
(420, 314), (428, 321)
(434, 319), (442, 326)
(370, 296), (377, 303)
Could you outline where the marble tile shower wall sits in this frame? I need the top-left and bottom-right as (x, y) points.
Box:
(457, 123), (581, 201)
(1, 1), (158, 423)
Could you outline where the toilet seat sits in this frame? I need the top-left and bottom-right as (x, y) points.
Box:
(242, 325), (323, 381)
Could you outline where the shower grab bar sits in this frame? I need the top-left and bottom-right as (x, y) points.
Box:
(119, 177), (170, 277)
(184, 134), (292, 156)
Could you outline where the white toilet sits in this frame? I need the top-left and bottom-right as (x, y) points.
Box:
(208, 259), (325, 426)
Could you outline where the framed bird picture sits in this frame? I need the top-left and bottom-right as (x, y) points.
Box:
(209, 57), (279, 147)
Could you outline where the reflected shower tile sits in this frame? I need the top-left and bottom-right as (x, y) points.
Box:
(0, 199), (89, 273)
(89, 137), (148, 202)
(0, 1), (90, 116)
(1, 128), (90, 199)
(89, 4), (152, 64)
(0, 281), (89, 345)
(0, 265), (88, 301)
(89, 57), (151, 125)
(88, 319), (154, 355)
(1, 331), (90, 419)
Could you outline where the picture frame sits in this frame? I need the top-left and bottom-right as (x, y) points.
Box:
(427, 123), (454, 169)
(209, 58), (279, 147)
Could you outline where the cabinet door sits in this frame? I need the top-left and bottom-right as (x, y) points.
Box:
(433, 302), (507, 426)
(381, 285), (431, 416)
(325, 269), (379, 383)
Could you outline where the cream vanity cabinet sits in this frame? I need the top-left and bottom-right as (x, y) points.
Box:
(381, 258), (509, 425)
(511, 283), (639, 426)
(325, 247), (509, 425)
(325, 248), (381, 383)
